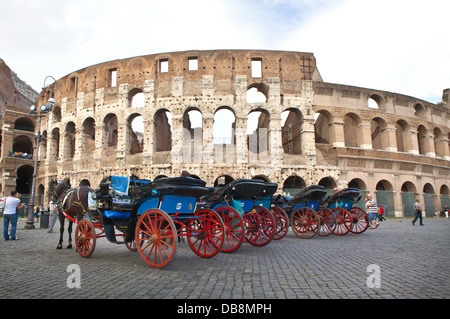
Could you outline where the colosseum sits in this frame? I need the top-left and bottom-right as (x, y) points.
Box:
(2, 50), (449, 218)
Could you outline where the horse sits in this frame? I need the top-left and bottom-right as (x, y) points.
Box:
(52, 181), (94, 249)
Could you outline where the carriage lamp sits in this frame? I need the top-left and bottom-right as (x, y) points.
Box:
(24, 76), (57, 230)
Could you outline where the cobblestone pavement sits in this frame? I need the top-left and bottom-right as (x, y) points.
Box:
(1, 217), (448, 302)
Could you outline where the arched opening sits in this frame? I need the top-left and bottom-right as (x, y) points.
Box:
(314, 111), (331, 144)
(371, 117), (388, 150)
(401, 181), (417, 217)
(246, 84), (267, 103)
(129, 89), (144, 108)
(247, 109), (270, 162)
(213, 107), (235, 163)
(395, 120), (410, 153)
(423, 183), (436, 217)
(49, 128), (60, 161)
(14, 117), (35, 132)
(433, 127), (445, 158)
(154, 109), (172, 152)
(128, 114), (144, 155)
(417, 125), (428, 155)
(64, 122), (76, 159)
(12, 135), (33, 156)
(375, 180), (394, 216)
(413, 103), (426, 117)
(214, 175), (234, 187)
(183, 108), (203, 164)
(103, 114), (118, 148)
(282, 108), (302, 154)
(343, 113), (361, 148)
(82, 117), (96, 155)
(283, 175), (306, 195)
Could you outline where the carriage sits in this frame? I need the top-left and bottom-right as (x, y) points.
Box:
(73, 176), (225, 268)
(324, 187), (369, 235)
(288, 185), (326, 238)
(203, 179), (284, 248)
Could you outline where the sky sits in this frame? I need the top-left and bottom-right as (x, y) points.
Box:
(0, 0), (449, 104)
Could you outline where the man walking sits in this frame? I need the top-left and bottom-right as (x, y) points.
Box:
(3, 190), (25, 240)
(412, 199), (424, 226)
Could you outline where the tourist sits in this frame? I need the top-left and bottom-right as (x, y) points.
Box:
(412, 199), (424, 226)
(365, 194), (379, 229)
(47, 200), (59, 233)
(3, 191), (25, 240)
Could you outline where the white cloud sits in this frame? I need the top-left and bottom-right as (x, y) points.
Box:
(0, 0), (448, 103)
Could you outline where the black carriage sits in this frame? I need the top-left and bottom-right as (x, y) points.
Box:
(203, 179), (281, 249)
(76, 176), (225, 268)
(324, 187), (369, 235)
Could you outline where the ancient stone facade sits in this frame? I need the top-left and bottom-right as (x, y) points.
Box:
(29, 50), (448, 217)
(0, 59), (38, 206)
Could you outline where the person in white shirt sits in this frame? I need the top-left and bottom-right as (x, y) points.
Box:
(365, 194), (379, 229)
(3, 191), (25, 240)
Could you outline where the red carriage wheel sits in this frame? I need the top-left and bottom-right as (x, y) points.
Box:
(290, 207), (320, 239)
(317, 207), (337, 237)
(125, 236), (137, 252)
(187, 209), (225, 258)
(270, 206), (289, 240)
(243, 206), (274, 247)
(75, 219), (96, 258)
(349, 207), (369, 234)
(136, 209), (177, 268)
(214, 206), (245, 253)
(331, 207), (352, 236)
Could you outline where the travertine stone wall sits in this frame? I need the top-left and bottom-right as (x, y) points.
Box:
(32, 50), (449, 216)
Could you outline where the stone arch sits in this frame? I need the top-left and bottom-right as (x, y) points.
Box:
(214, 174), (234, 187)
(213, 107), (235, 145)
(153, 109), (172, 152)
(64, 121), (76, 159)
(14, 117), (34, 132)
(283, 175), (306, 195)
(82, 117), (96, 155)
(282, 108), (303, 154)
(417, 125), (429, 155)
(103, 113), (118, 148)
(12, 135), (33, 155)
(247, 108), (270, 160)
(371, 117), (388, 150)
(247, 83), (268, 103)
(314, 110), (332, 144)
(252, 175), (270, 182)
(129, 88), (144, 108)
(183, 108), (203, 164)
(52, 106), (62, 123)
(401, 181), (417, 193)
(348, 178), (367, 190)
(128, 113), (144, 155)
(343, 112), (362, 148)
(39, 130), (47, 160)
(368, 94), (386, 110)
(49, 128), (60, 161)
(433, 127), (445, 158)
(318, 176), (336, 190)
(414, 103), (426, 117)
(395, 119), (411, 152)
(376, 179), (393, 191)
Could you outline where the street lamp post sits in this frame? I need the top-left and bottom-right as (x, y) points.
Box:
(24, 76), (56, 230)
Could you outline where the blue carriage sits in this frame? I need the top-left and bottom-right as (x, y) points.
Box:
(76, 176), (225, 268)
(288, 185), (324, 238)
(204, 179), (277, 248)
(324, 187), (369, 235)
